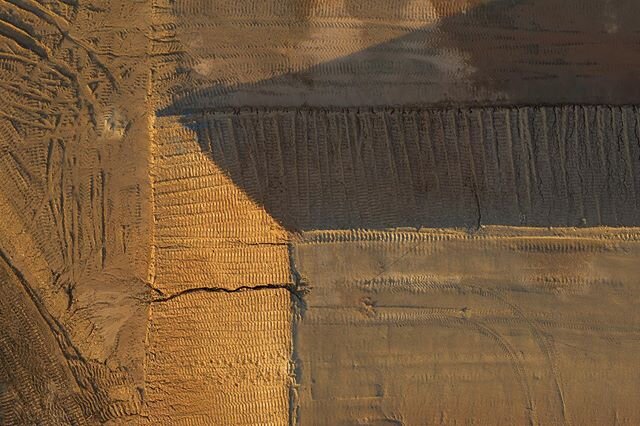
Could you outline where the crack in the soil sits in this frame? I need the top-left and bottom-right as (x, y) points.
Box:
(150, 243), (310, 305)
(150, 282), (305, 303)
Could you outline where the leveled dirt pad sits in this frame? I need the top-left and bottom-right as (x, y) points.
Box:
(293, 228), (640, 424)
(144, 289), (293, 424)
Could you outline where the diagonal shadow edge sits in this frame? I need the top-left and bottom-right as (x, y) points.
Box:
(158, 0), (640, 115)
(156, 0), (640, 232)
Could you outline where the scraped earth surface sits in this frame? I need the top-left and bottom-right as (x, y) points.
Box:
(1, 0), (640, 424)
(292, 228), (640, 425)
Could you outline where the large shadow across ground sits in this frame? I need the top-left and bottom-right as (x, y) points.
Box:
(159, 0), (640, 231)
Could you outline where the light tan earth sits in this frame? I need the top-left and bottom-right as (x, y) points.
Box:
(1, 0), (640, 425)
(293, 227), (640, 425)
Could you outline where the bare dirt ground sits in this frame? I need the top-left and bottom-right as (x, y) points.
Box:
(293, 227), (640, 424)
(1, 0), (640, 424)
(0, 0), (152, 423)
